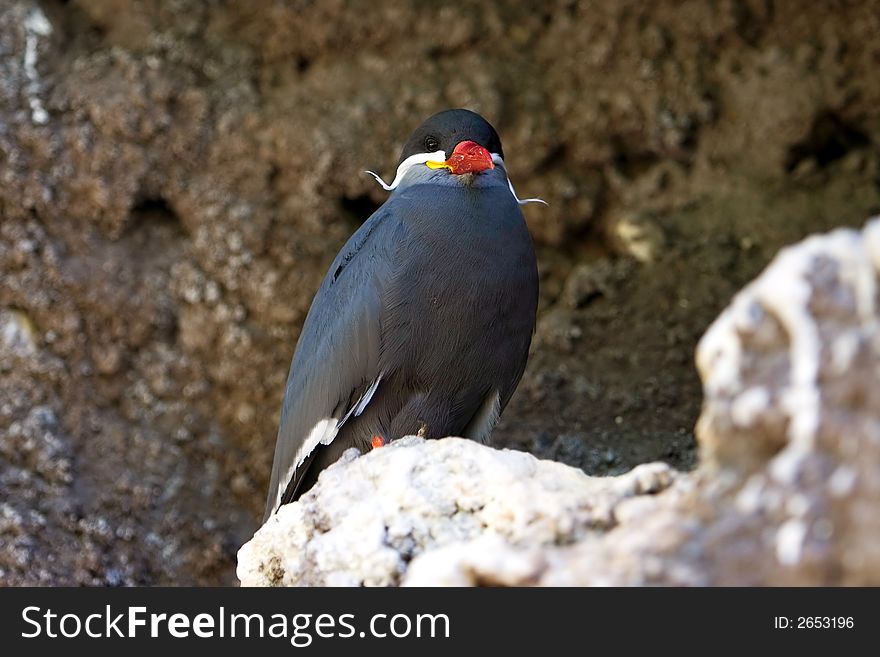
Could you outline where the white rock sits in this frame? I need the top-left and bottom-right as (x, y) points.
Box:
(237, 437), (676, 587)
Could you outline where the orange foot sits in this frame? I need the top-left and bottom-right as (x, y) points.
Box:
(371, 435), (386, 449)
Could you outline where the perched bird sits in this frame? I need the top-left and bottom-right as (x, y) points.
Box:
(264, 109), (542, 520)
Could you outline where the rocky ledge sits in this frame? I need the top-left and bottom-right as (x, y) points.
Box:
(239, 217), (880, 586)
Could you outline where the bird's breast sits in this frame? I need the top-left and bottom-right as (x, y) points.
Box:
(379, 184), (537, 380)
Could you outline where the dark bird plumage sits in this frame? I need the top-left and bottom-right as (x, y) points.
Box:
(264, 109), (539, 520)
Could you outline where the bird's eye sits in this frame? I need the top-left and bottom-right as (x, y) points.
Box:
(424, 136), (440, 152)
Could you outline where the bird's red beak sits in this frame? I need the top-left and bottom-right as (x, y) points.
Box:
(426, 141), (495, 175)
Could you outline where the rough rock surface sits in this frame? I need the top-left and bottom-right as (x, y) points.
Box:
(3, 0), (880, 585)
(240, 218), (880, 586)
(237, 437), (676, 587)
(687, 218), (880, 585)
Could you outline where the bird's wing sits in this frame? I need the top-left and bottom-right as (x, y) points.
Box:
(263, 207), (399, 519)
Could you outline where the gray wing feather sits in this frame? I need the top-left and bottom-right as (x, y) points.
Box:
(263, 208), (398, 519)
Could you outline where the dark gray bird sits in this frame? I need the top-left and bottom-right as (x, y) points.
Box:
(264, 109), (542, 520)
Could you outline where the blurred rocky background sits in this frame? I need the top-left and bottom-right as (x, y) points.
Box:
(1, 0), (878, 585)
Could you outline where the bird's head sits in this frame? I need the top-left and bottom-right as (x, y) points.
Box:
(400, 108), (501, 176)
(366, 109), (546, 205)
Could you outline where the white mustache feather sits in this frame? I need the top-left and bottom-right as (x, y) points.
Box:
(364, 151), (548, 207)
(365, 150), (446, 191)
